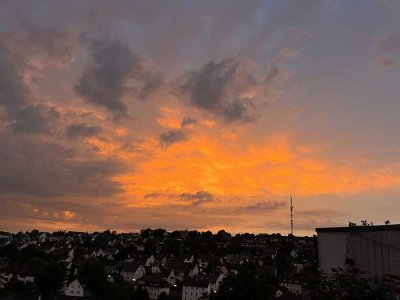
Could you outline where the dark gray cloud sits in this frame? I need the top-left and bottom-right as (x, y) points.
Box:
(143, 192), (164, 200)
(181, 58), (278, 122)
(179, 191), (214, 206)
(76, 37), (163, 116)
(0, 132), (126, 198)
(66, 123), (101, 138)
(181, 117), (197, 128)
(143, 191), (214, 206)
(234, 201), (285, 214)
(158, 129), (187, 148)
(10, 105), (51, 134)
(75, 38), (139, 115)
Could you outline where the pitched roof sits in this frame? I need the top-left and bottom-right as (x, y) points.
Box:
(117, 261), (141, 273)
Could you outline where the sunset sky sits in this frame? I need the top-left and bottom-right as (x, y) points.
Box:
(1, 1), (400, 235)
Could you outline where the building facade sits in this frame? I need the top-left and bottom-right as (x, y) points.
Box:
(317, 224), (400, 277)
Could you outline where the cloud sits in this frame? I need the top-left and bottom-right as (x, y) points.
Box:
(158, 129), (187, 148)
(299, 209), (347, 217)
(75, 38), (139, 115)
(374, 33), (400, 68)
(23, 25), (77, 65)
(138, 72), (163, 99)
(181, 117), (197, 128)
(0, 132), (126, 198)
(178, 191), (214, 206)
(143, 191), (214, 206)
(66, 123), (101, 138)
(0, 28), (75, 134)
(234, 201), (286, 214)
(10, 105), (51, 134)
(0, 48), (52, 133)
(76, 37), (163, 116)
(143, 192), (164, 200)
(0, 41), (28, 111)
(180, 57), (278, 122)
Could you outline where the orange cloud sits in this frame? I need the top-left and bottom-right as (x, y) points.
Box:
(112, 130), (400, 210)
(63, 210), (75, 218)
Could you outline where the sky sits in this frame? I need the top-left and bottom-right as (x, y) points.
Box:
(1, 0), (400, 236)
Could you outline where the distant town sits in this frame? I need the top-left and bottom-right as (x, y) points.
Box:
(0, 223), (399, 299)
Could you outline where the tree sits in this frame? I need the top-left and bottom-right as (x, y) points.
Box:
(211, 263), (278, 300)
(5, 277), (34, 292)
(321, 269), (395, 300)
(37, 261), (65, 294)
(202, 231), (213, 239)
(153, 228), (167, 239)
(131, 286), (149, 300)
(78, 257), (108, 296)
(140, 228), (152, 238)
(30, 229), (39, 239)
(158, 292), (169, 300)
(161, 238), (181, 256)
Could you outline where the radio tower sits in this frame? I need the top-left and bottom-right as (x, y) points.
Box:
(290, 196), (294, 235)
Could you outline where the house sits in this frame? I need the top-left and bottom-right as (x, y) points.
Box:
(155, 254), (172, 266)
(182, 277), (211, 300)
(197, 257), (209, 268)
(184, 255), (195, 264)
(136, 275), (170, 300)
(104, 247), (119, 261)
(145, 255), (155, 266)
(169, 262), (199, 281)
(38, 233), (47, 243)
(17, 268), (37, 284)
(91, 248), (105, 258)
(118, 262), (145, 281)
(65, 279), (85, 297)
(0, 271), (13, 288)
(195, 274), (224, 292)
(68, 248), (75, 259)
(150, 265), (161, 274)
(160, 267), (175, 285)
(188, 264), (199, 277)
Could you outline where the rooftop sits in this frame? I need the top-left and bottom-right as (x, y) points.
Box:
(316, 224), (400, 233)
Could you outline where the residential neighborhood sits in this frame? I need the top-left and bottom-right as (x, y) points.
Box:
(0, 226), (398, 299)
(0, 228), (319, 299)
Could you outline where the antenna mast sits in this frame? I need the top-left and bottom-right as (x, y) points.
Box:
(290, 196), (294, 235)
